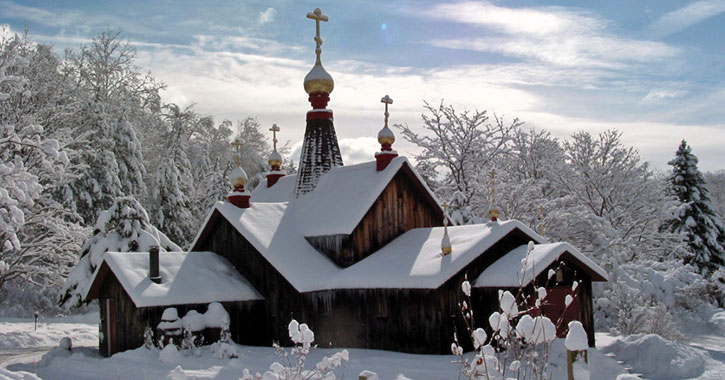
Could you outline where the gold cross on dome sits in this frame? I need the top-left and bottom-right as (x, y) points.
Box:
(269, 124), (280, 151)
(307, 8), (328, 63)
(231, 138), (244, 167)
(381, 95), (393, 128)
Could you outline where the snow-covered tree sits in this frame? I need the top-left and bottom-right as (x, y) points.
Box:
(396, 101), (521, 224)
(59, 196), (180, 308)
(62, 29), (159, 223)
(663, 140), (725, 274)
(0, 31), (87, 307)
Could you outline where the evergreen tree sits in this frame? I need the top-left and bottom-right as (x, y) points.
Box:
(664, 140), (725, 274)
(59, 196), (180, 307)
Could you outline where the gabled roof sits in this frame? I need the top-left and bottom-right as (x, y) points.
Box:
(84, 251), (263, 308)
(473, 242), (608, 288)
(192, 200), (549, 291)
(250, 156), (442, 236)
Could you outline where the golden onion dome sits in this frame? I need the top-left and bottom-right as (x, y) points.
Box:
(268, 150), (283, 168)
(304, 63), (334, 94)
(230, 166), (248, 188)
(378, 125), (395, 145)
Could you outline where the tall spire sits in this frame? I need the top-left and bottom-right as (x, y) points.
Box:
(295, 7), (343, 197)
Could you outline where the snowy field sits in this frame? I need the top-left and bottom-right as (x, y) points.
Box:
(1, 315), (724, 380)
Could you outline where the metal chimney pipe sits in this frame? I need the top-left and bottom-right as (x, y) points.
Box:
(149, 246), (161, 284)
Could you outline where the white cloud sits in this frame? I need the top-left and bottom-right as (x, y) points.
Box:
(259, 7), (277, 24)
(418, 1), (678, 69)
(647, 0), (725, 38)
(640, 88), (689, 104)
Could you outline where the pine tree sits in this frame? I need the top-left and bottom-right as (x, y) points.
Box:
(58, 196), (180, 307)
(664, 140), (725, 274)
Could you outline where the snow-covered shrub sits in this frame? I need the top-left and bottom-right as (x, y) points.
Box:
(143, 324), (154, 350)
(181, 309), (204, 354)
(453, 284), (559, 380)
(159, 343), (183, 364)
(241, 319), (349, 380)
(58, 337), (72, 351)
(211, 318), (238, 359)
(158, 307), (182, 348)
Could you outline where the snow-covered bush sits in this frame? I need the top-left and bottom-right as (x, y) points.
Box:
(241, 319), (349, 380)
(159, 343), (183, 364)
(143, 324), (154, 350)
(453, 279), (562, 380)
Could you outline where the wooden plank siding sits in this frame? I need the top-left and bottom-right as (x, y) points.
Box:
(306, 164), (444, 267)
(193, 211), (559, 354)
(97, 272), (265, 357)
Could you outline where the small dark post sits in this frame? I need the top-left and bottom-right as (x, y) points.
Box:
(149, 246), (161, 284)
(34, 311), (39, 331)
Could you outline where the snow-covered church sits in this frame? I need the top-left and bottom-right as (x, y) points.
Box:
(83, 8), (607, 357)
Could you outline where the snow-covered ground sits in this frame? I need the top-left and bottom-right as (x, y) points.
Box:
(1, 315), (724, 379)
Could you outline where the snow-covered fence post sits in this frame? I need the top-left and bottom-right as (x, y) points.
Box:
(565, 321), (589, 380)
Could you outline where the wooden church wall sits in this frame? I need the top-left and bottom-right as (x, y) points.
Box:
(307, 164), (444, 267)
(97, 272), (266, 357)
(192, 213), (303, 345)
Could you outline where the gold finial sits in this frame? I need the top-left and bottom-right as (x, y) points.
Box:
(304, 8), (334, 95)
(231, 138), (244, 167)
(378, 95), (395, 145)
(441, 202), (452, 255)
(307, 8), (328, 64)
(268, 124), (283, 168)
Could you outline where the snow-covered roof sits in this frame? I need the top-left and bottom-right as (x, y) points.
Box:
(250, 157), (439, 236)
(84, 251), (263, 307)
(474, 242), (608, 288)
(296, 156), (439, 236)
(251, 174), (297, 203)
(195, 200), (548, 291)
(327, 221), (546, 289)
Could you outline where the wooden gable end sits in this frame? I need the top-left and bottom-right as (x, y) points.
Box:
(307, 162), (444, 267)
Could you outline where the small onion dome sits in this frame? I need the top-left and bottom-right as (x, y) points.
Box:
(268, 150), (283, 169)
(378, 125), (395, 146)
(304, 63), (334, 94)
(441, 229), (452, 256)
(489, 208), (500, 222)
(230, 166), (248, 188)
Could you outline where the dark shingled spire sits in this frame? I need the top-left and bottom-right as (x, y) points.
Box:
(295, 7), (343, 197)
(295, 117), (343, 196)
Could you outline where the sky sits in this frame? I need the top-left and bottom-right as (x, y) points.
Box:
(2, 0), (725, 171)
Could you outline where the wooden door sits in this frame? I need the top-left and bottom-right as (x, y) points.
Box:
(542, 287), (579, 337)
